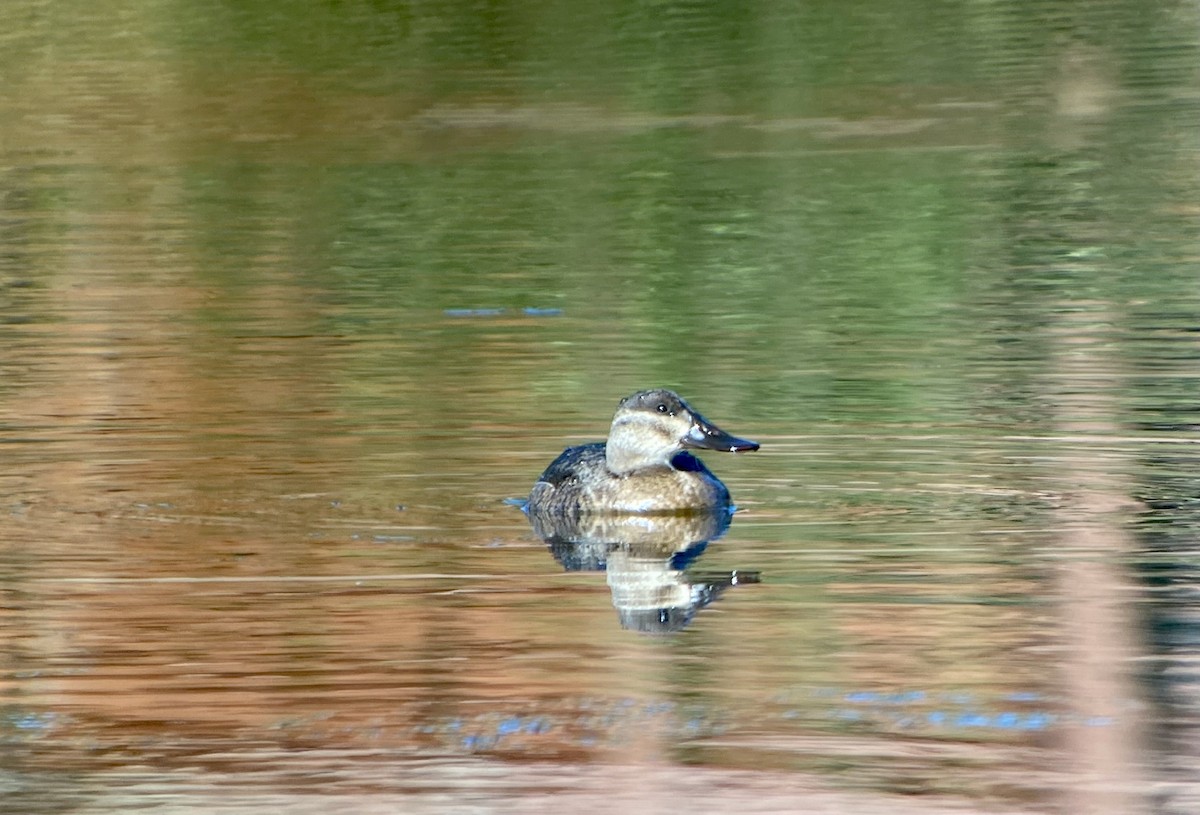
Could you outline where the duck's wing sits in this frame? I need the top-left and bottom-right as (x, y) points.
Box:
(533, 442), (607, 487)
(528, 442), (608, 519)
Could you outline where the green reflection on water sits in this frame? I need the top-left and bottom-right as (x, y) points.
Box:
(0, 0), (1195, 440)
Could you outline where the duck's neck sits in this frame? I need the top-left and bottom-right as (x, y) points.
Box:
(605, 419), (678, 475)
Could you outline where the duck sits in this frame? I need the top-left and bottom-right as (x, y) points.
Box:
(526, 389), (759, 517)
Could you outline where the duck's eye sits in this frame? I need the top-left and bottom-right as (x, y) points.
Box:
(656, 403), (668, 413)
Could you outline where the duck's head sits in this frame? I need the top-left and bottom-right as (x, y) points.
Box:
(605, 389), (759, 475)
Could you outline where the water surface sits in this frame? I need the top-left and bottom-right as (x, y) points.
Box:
(3, 2), (1199, 813)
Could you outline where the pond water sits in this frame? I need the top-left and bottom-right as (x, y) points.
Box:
(3, 2), (1199, 813)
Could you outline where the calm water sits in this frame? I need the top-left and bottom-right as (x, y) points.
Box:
(3, 2), (1199, 813)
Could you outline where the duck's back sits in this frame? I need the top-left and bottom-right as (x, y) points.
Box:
(527, 442), (608, 517)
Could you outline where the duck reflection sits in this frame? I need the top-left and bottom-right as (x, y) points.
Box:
(528, 510), (760, 633)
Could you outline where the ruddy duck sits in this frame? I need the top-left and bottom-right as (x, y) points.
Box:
(527, 389), (759, 517)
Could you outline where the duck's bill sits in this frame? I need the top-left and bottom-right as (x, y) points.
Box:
(684, 420), (760, 453)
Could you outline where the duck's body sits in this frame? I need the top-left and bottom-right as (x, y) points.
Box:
(530, 442), (731, 515)
(527, 389), (759, 517)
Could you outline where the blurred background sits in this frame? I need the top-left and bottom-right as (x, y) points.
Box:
(2, 1), (1198, 813)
